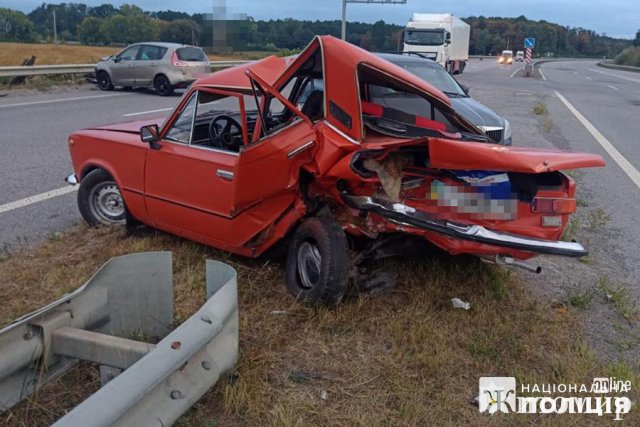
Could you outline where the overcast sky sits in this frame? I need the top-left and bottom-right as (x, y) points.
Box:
(4, 0), (639, 39)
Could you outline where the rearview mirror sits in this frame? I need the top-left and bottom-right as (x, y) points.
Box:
(140, 124), (160, 147)
(460, 84), (470, 95)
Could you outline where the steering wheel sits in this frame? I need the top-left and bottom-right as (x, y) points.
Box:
(208, 115), (242, 151)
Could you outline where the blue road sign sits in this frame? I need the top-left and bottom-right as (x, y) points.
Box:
(525, 38), (536, 48)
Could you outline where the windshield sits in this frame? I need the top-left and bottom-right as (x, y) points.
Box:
(398, 62), (466, 97)
(404, 29), (445, 46)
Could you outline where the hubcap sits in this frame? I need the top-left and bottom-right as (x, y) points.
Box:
(297, 241), (322, 289)
(88, 182), (125, 224)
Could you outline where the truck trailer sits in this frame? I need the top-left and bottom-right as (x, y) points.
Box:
(403, 13), (470, 74)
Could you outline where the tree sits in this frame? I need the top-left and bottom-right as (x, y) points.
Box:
(0, 8), (37, 42)
(77, 16), (104, 45)
(634, 29), (640, 47)
(160, 19), (196, 44)
(88, 4), (117, 19)
(100, 13), (159, 45)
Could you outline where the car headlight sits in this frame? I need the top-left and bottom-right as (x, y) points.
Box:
(503, 119), (512, 140)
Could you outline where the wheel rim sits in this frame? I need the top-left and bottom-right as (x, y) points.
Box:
(156, 77), (169, 94)
(98, 73), (110, 89)
(88, 182), (125, 224)
(297, 241), (322, 289)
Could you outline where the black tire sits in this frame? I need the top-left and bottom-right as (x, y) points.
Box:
(97, 71), (113, 91)
(154, 74), (174, 96)
(77, 169), (126, 227)
(285, 217), (349, 305)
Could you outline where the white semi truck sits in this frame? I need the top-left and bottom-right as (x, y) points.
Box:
(403, 13), (470, 74)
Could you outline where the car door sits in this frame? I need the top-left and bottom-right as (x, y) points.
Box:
(232, 72), (317, 212)
(110, 45), (140, 85)
(144, 89), (241, 248)
(134, 45), (167, 87)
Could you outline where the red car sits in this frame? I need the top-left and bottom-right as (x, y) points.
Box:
(65, 36), (605, 305)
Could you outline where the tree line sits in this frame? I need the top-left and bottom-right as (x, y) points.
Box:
(0, 3), (635, 58)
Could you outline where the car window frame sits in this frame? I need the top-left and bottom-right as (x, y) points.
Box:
(159, 86), (251, 155)
(118, 45), (140, 61)
(245, 71), (312, 145)
(138, 44), (167, 61)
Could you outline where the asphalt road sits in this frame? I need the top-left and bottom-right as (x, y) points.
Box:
(0, 86), (183, 249)
(458, 58), (640, 361)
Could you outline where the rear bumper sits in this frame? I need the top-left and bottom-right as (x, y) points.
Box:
(341, 193), (588, 257)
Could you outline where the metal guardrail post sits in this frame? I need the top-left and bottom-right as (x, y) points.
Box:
(0, 252), (239, 426)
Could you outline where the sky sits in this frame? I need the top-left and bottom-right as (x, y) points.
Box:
(4, 0), (639, 39)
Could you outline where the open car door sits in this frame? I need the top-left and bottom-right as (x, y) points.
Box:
(231, 70), (318, 213)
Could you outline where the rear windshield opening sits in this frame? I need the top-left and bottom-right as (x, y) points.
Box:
(176, 47), (208, 62)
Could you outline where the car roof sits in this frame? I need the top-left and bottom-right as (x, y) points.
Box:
(127, 42), (198, 49)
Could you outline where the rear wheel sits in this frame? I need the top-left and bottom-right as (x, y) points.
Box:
(97, 71), (113, 91)
(77, 169), (126, 227)
(154, 74), (174, 96)
(285, 217), (349, 305)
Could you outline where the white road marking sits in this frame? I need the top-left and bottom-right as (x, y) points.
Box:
(555, 91), (640, 190)
(0, 93), (128, 109)
(0, 186), (78, 215)
(538, 67), (547, 81)
(123, 107), (173, 117)
(510, 67), (523, 78)
(608, 84), (620, 91)
(585, 76), (592, 80)
(587, 68), (640, 84)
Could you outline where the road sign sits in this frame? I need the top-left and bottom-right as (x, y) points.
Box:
(524, 38), (536, 49)
(525, 48), (532, 64)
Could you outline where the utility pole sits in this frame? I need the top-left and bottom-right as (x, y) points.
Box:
(53, 9), (58, 44)
(341, 0), (347, 41)
(341, 0), (407, 41)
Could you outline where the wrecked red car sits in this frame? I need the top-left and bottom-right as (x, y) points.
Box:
(65, 36), (605, 304)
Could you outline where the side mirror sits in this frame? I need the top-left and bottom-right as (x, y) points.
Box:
(445, 32), (451, 45)
(113, 55), (120, 63)
(460, 84), (470, 95)
(140, 124), (161, 149)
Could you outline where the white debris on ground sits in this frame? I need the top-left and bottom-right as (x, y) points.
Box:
(451, 298), (471, 310)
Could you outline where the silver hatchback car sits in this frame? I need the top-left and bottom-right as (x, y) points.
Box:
(95, 42), (211, 96)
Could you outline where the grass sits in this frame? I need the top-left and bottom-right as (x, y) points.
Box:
(586, 208), (610, 230)
(598, 276), (639, 323)
(0, 225), (638, 425)
(0, 42), (274, 67)
(614, 47), (640, 68)
(532, 102), (548, 115)
(566, 284), (598, 310)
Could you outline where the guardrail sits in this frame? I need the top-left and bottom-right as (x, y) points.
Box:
(0, 251), (238, 426)
(0, 60), (251, 78)
(597, 61), (640, 73)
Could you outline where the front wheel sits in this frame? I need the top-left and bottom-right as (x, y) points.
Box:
(77, 169), (126, 227)
(97, 71), (113, 91)
(285, 217), (349, 305)
(154, 75), (174, 96)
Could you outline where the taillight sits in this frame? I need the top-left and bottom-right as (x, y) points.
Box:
(171, 51), (188, 67)
(532, 197), (576, 214)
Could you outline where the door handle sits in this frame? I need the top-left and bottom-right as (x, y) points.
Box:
(216, 170), (234, 181)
